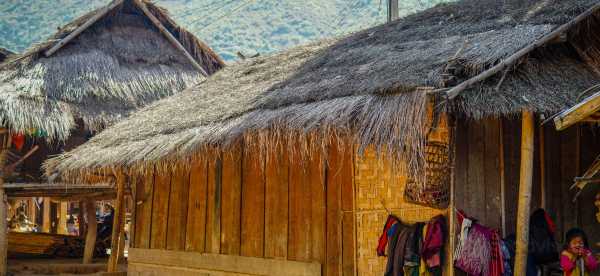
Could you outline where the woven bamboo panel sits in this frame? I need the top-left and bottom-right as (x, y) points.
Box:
(354, 148), (446, 276)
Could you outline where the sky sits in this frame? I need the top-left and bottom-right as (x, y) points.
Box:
(0, 0), (450, 61)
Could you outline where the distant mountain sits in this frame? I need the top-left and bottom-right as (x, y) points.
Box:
(0, 0), (451, 61)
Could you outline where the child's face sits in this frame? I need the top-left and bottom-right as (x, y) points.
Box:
(569, 236), (584, 252)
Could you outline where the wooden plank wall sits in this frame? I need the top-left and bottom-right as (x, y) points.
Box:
(133, 142), (356, 276)
(454, 119), (599, 243)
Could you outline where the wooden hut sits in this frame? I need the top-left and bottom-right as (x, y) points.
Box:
(49, 0), (600, 275)
(0, 0), (223, 272)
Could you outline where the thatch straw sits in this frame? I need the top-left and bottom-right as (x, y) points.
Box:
(0, 48), (13, 63)
(0, 0), (224, 141)
(48, 0), (600, 180)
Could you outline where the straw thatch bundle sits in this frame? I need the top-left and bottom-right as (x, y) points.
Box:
(48, 0), (600, 179)
(0, 48), (13, 63)
(0, 0), (224, 141)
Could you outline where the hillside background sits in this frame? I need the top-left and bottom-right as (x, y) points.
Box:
(0, 0), (450, 61)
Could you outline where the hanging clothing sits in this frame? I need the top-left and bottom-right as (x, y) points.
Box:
(12, 133), (25, 151)
(455, 223), (492, 276)
(500, 240), (512, 276)
(421, 215), (446, 269)
(385, 225), (411, 276)
(529, 209), (558, 264)
(488, 230), (504, 276)
(560, 250), (599, 276)
(378, 215), (402, 256)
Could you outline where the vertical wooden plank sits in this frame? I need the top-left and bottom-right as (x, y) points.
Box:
(467, 120), (485, 222)
(483, 118), (502, 230)
(83, 200), (97, 264)
(453, 121), (469, 211)
(326, 142), (343, 276)
(560, 126), (579, 235)
(503, 118), (521, 235)
(309, 146), (326, 264)
(58, 202), (68, 235)
(264, 147), (289, 259)
(205, 157), (222, 253)
(288, 151), (312, 262)
(108, 173), (126, 272)
(341, 145), (355, 276)
(241, 146), (265, 257)
(150, 169), (171, 249)
(544, 125), (563, 240)
(134, 169), (154, 249)
(221, 149), (242, 255)
(42, 197), (52, 233)
(166, 166), (190, 251)
(186, 159), (208, 252)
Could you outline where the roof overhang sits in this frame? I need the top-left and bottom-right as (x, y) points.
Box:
(554, 89), (600, 131)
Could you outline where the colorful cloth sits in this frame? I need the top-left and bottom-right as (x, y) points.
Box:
(455, 223), (492, 276)
(421, 215), (445, 269)
(488, 230), (503, 276)
(378, 215), (401, 256)
(560, 250), (599, 276)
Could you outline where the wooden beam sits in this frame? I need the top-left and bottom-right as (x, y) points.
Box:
(446, 4), (600, 99)
(83, 199), (97, 264)
(128, 248), (321, 276)
(554, 90), (600, 130)
(539, 125), (546, 209)
(514, 110), (535, 276)
(132, 0), (209, 77)
(108, 172), (126, 272)
(44, 0), (124, 57)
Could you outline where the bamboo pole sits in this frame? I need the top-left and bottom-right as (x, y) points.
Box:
(514, 110), (535, 276)
(83, 199), (97, 264)
(58, 202), (68, 234)
(107, 173), (125, 272)
(0, 131), (9, 276)
(446, 116), (457, 276)
(42, 198), (51, 233)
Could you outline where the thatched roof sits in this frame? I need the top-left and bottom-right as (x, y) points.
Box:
(0, 0), (224, 141)
(48, 0), (600, 178)
(0, 48), (13, 62)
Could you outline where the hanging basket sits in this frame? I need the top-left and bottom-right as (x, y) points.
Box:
(404, 141), (451, 209)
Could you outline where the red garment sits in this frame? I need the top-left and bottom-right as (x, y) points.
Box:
(489, 231), (504, 276)
(543, 211), (556, 234)
(12, 133), (25, 151)
(377, 215), (400, 256)
(421, 215), (446, 268)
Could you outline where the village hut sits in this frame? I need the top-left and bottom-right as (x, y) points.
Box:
(0, 0), (223, 271)
(48, 0), (600, 275)
(0, 48), (12, 63)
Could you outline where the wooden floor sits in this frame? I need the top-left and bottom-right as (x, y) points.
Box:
(8, 258), (125, 275)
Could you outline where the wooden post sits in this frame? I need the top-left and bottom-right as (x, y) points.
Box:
(387, 0), (398, 22)
(108, 172), (126, 272)
(499, 121), (507, 237)
(0, 131), (9, 276)
(514, 110), (535, 276)
(42, 198), (51, 233)
(58, 202), (68, 234)
(539, 125), (546, 209)
(445, 117), (457, 276)
(83, 199), (97, 264)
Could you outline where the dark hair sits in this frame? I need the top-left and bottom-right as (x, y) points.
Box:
(564, 228), (589, 250)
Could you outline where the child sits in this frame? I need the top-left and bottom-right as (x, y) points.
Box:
(560, 228), (598, 276)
